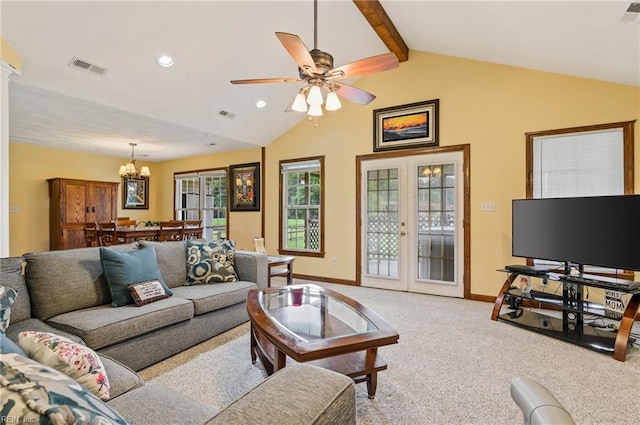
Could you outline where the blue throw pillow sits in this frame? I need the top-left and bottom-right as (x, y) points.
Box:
(99, 246), (172, 307)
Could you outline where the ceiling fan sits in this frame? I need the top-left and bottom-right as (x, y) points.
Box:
(230, 0), (399, 116)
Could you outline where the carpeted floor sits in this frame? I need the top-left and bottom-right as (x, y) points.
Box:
(140, 279), (640, 424)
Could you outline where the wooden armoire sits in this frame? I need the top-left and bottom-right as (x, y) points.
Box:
(48, 178), (119, 250)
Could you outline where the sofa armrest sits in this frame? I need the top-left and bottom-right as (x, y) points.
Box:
(235, 251), (268, 288)
(207, 364), (356, 425)
(510, 377), (575, 425)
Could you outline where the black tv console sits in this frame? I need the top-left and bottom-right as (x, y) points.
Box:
(491, 268), (640, 361)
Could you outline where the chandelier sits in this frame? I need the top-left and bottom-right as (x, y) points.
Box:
(290, 82), (341, 117)
(118, 143), (150, 178)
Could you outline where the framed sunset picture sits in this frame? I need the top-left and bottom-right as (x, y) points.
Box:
(373, 99), (439, 152)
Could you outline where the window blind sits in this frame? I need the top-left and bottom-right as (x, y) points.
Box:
(532, 128), (623, 198)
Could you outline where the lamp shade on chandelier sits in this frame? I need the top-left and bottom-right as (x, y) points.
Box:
(119, 143), (150, 178)
(290, 83), (342, 116)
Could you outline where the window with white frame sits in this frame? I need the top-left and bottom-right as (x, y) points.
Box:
(280, 157), (324, 256)
(175, 169), (227, 241)
(526, 121), (634, 270)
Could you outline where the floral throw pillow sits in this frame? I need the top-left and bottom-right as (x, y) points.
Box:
(186, 239), (238, 285)
(0, 286), (18, 334)
(18, 331), (110, 400)
(0, 352), (126, 424)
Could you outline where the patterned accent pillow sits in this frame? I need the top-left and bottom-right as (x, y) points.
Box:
(128, 279), (171, 306)
(0, 352), (127, 424)
(186, 239), (238, 285)
(0, 286), (18, 334)
(18, 331), (111, 400)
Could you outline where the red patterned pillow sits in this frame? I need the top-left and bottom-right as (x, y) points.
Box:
(128, 280), (171, 306)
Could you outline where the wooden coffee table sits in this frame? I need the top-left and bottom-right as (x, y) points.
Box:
(246, 284), (399, 398)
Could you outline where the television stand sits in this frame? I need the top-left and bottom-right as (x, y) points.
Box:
(491, 269), (640, 361)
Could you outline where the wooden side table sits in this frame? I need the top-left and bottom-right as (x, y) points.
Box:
(267, 255), (295, 287)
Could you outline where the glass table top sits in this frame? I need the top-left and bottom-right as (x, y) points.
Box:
(258, 285), (378, 343)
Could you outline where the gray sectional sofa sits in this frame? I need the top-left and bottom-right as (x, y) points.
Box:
(1, 241), (357, 424)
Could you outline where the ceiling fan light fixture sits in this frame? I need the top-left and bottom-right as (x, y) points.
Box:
(292, 92), (308, 112)
(308, 103), (323, 116)
(306, 85), (323, 105)
(325, 91), (341, 111)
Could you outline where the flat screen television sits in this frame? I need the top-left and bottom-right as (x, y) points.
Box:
(512, 195), (640, 271)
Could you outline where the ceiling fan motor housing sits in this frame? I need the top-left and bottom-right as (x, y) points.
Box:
(299, 49), (334, 78)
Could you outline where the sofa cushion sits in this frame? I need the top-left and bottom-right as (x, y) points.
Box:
(0, 257), (30, 323)
(99, 354), (144, 400)
(0, 286), (17, 333)
(107, 384), (217, 424)
(138, 240), (187, 288)
(100, 246), (172, 307)
(129, 280), (171, 306)
(186, 239), (239, 285)
(171, 281), (257, 316)
(19, 331), (111, 400)
(24, 243), (138, 321)
(46, 296), (194, 350)
(4, 317), (85, 345)
(0, 352), (127, 425)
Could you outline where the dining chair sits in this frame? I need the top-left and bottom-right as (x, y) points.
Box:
(97, 222), (120, 246)
(159, 221), (185, 241)
(116, 218), (136, 227)
(183, 220), (203, 240)
(84, 222), (98, 247)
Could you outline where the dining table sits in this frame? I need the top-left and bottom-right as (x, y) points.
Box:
(115, 225), (203, 243)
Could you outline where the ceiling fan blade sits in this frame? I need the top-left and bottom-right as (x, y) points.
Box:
(333, 82), (376, 105)
(329, 53), (399, 79)
(275, 32), (318, 75)
(230, 77), (301, 85)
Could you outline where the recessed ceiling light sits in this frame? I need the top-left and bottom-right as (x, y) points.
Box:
(256, 100), (267, 109)
(157, 55), (174, 67)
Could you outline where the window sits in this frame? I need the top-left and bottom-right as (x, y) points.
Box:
(175, 169), (227, 240)
(280, 157), (324, 256)
(526, 121), (635, 270)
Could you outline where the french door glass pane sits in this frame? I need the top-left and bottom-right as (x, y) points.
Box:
(417, 164), (455, 282)
(366, 169), (399, 278)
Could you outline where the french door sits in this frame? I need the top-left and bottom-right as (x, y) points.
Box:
(360, 151), (465, 297)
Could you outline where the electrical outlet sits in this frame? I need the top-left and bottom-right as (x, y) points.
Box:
(480, 201), (496, 212)
(331, 257), (337, 265)
(9, 206), (21, 213)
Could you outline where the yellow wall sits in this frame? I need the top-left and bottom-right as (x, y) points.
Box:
(8, 50), (639, 296)
(8, 143), (154, 255)
(264, 50), (639, 296)
(0, 35), (22, 71)
(154, 148), (262, 251)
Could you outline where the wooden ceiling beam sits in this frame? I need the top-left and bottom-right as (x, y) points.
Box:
(352, 0), (409, 62)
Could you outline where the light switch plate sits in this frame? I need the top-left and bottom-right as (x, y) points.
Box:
(480, 201), (496, 212)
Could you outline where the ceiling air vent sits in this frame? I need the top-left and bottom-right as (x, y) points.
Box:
(218, 110), (236, 119)
(621, 2), (640, 22)
(69, 57), (109, 77)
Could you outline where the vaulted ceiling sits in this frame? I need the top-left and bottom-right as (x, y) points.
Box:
(2, 1), (638, 161)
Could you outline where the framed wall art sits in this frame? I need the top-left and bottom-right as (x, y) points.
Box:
(373, 99), (439, 152)
(122, 176), (149, 209)
(229, 162), (260, 211)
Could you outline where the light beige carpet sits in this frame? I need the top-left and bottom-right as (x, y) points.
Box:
(141, 280), (640, 424)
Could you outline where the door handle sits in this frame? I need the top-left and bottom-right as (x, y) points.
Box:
(92, 207), (96, 213)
